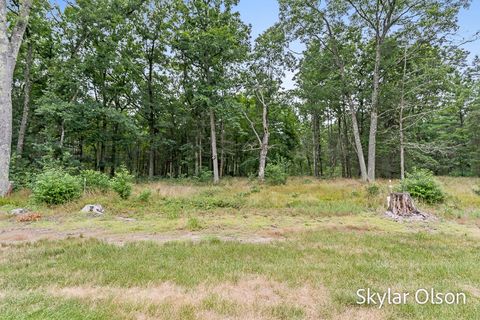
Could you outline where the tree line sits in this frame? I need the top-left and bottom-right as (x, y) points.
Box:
(0, 0), (479, 195)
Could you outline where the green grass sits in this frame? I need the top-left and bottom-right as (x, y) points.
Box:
(0, 229), (479, 319)
(0, 177), (480, 319)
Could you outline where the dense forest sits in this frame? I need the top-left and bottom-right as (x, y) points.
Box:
(0, 0), (479, 195)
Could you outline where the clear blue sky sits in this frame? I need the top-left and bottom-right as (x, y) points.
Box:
(236, 0), (480, 60)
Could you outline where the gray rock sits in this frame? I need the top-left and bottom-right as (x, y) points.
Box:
(81, 204), (105, 216)
(10, 208), (28, 215)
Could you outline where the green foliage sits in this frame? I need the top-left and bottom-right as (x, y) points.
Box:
(137, 189), (152, 202)
(80, 170), (110, 193)
(186, 216), (203, 231)
(9, 154), (37, 190)
(32, 169), (82, 204)
(195, 170), (213, 183)
(265, 163), (288, 185)
(400, 168), (445, 203)
(365, 183), (380, 197)
(111, 166), (134, 200)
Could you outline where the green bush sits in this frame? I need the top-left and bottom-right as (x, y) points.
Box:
(265, 163), (287, 185)
(366, 183), (380, 197)
(400, 168), (445, 204)
(111, 166), (134, 199)
(137, 189), (152, 202)
(195, 169), (213, 183)
(33, 169), (82, 204)
(80, 170), (110, 193)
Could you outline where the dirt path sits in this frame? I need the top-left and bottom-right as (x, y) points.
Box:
(0, 227), (283, 246)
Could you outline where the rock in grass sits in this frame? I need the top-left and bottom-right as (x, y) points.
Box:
(10, 208), (29, 215)
(81, 204), (105, 216)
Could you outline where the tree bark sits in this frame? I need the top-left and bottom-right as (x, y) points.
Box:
(16, 40), (33, 156)
(110, 123), (118, 177)
(349, 103), (368, 181)
(0, 0), (32, 196)
(147, 46), (155, 179)
(387, 193), (421, 217)
(258, 102), (269, 182)
(399, 46), (408, 180)
(312, 111), (320, 177)
(367, 42), (382, 182)
(0, 43), (12, 196)
(209, 108), (219, 183)
(219, 119), (225, 178)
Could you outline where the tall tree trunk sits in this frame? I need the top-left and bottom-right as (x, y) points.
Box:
(147, 50), (155, 179)
(0, 47), (12, 196)
(399, 46), (408, 180)
(209, 108), (219, 183)
(16, 40), (33, 156)
(367, 42), (382, 182)
(99, 119), (107, 173)
(349, 104), (368, 181)
(148, 142), (155, 179)
(338, 117), (346, 177)
(0, 0), (32, 196)
(219, 119), (225, 178)
(110, 123), (118, 177)
(258, 102), (269, 182)
(312, 111), (320, 177)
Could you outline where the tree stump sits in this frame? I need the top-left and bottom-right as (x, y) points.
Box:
(387, 192), (420, 216)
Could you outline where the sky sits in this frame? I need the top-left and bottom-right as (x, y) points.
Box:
(235, 0), (480, 89)
(236, 0), (480, 58)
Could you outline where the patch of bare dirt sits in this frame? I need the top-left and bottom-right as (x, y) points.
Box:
(0, 227), (281, 246)
(325, 224), (379, 234)
(462, 285), (480, 298)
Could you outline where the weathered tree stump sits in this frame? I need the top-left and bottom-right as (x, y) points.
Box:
(385, 192), (432, 221)
(386, 192), (425, 218)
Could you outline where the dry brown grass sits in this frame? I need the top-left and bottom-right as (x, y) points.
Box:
(15, 213), (42, 222)
(48, 276), (334, 319)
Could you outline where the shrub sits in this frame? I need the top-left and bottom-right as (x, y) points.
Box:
(265, 163), (287, 185)
(400, 168), (445, 204)
(80, 170), (110, 193)
(365, 183), (380, 197)
(111, 166), (134, 200)
(33, 169), (82, 204)
(137, 189), (152, 202)
(195, 170), (213, 183)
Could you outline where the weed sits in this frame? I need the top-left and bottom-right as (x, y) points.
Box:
(137, 189), (152, 202)
(186, 217), (203, 231)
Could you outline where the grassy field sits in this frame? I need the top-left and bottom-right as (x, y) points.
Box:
(0, 177), (479, 319)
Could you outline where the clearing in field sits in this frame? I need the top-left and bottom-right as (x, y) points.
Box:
(1, 177), (479, 319)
